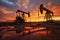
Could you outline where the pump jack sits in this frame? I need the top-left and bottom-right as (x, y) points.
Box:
(40, 4), (54, 21)
(15, 10), (30, 34)
(16, 10), (30, 17)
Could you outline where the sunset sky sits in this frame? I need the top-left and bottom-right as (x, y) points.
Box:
(0, 0), (60, 22)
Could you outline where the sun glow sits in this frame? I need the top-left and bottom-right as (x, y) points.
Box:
(0, 1), (60, 22)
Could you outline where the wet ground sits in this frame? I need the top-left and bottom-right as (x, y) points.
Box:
(0, 21), (60, 40)
(0, 26), (60, 40)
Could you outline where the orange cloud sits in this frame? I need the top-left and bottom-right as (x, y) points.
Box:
(0, 7), (14, 14)
(23, 0), (29, 9)
(45, 2), (60, 15)
(0, 7), (16, 22)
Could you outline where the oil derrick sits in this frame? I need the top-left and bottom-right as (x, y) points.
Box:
(40, 4), (54, 21)
(16, 10), (30, 18)
(15, 10), (30, 34)
(16, 10), (30, 23)
(16, 16), (25, 23)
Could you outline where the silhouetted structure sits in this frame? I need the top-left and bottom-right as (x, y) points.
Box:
(40, 4), (54, 21)
(15, 10), (30, 34)
(16, 10), (30, 18)
(16, 16), (25, 23)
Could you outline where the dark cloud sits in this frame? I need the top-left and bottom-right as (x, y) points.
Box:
(0, 0), (60, 10)
(40, 0), (60, 6)
(28, 0), (60, 11)
(51, 0), (60, 6)
(29, 0), (42, 10)
(0, 0), (18, 9)
(29, 0), (60, 7)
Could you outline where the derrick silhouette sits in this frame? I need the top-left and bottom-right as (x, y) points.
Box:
(15, 10), (30, 33)
(16, 10), (30, 18)
(40, 4), (54, 21)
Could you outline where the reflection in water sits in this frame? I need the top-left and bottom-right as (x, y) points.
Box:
(24, 27), (48, 34)
(0, 25), (60, 40)
(25, 27), (51, 36)
(35, 30), (51, 36)
(1, 26), (51, 38)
